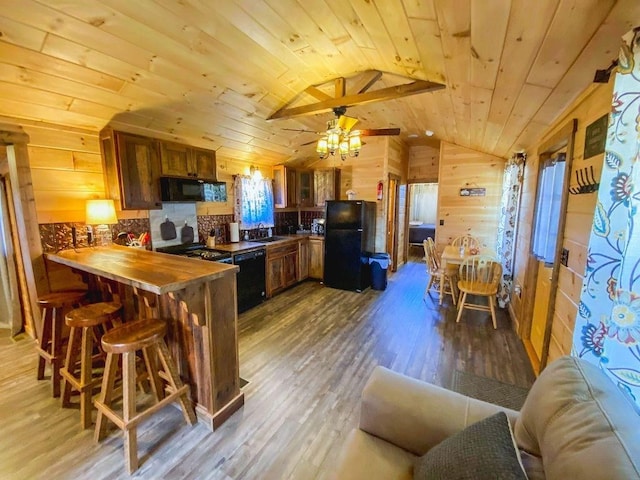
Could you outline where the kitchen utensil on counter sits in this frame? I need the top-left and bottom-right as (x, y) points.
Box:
(181, 221), (194, 244)
(160, 217), (177, 240)
(206, 229), (216, 248)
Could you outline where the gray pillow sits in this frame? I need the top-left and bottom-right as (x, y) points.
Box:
(414, 412), (527, 480)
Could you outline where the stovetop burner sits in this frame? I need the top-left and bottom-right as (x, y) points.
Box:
(155, 244), (232, 262)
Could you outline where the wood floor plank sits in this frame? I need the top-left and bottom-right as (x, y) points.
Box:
(0, 258), (534, 479)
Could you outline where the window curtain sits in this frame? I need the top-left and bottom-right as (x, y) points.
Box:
(495, 153), (525, 308)
(573, 27), (640, 409)
(233, 175), (274, 230)
(409, 183), (438, 224)
(532, 156), (566, 264)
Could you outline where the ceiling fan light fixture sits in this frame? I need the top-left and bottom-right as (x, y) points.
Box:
(316, 137), (329, 159)
(349, 133), (362, 157)
(327, 130), (340, 153)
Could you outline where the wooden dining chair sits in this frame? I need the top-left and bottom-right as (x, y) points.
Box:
(451, 235), (480, 250)
(456, 255), (502, 328)
(423, 238), (457, 305)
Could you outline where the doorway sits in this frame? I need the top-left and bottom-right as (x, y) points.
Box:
(407, 183), (438, 256)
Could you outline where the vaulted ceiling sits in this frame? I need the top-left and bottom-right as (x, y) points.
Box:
(0, 1), (637, 165)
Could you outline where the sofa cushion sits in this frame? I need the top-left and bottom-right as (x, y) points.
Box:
(327, 429), (416, 480)
(414, 411), (526, 480)
(515, 356), (640, 479)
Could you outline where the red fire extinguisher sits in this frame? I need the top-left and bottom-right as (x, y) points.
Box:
(376, 181), (384, 201)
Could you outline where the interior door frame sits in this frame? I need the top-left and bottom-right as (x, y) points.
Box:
(386, 174), (400, 272)
(0, 125), (48, 338)
(522, 119), (577, 373)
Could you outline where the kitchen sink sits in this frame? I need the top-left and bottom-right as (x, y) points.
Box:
(254, 236), (286, 243)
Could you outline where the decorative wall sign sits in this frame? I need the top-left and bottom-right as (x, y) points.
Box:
(584, 113), (609, 159)
(459, 187), (486, 197)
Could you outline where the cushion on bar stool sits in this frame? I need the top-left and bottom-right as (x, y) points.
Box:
(35, 290), (88, 398)
(94, 318), (196, 474)
(60, 301), (123, 429)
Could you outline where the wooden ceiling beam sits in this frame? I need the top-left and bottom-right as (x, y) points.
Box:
(334, 78), (345, 98)
(347, 70), (383, 95)
(268, 79), (445, 120)
(304, 86), (332, 101)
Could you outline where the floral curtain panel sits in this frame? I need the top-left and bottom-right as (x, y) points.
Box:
(573, 28), (640, 407)
(233, 176), (275, 230)
(495, 153), (525, 308)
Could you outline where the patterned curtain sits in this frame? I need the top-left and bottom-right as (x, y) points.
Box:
(573, 28), (640, 407)
(233, 176), (275, 230)
(495, 153), (525, 308)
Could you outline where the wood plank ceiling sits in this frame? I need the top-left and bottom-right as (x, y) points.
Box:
(0, 0), (637, 165)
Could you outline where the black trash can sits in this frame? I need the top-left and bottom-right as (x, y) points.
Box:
(370, 253), (391, 291)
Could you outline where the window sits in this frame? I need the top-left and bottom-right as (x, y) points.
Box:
(532, 154), (566, 264)
(234, 176), (274, 229)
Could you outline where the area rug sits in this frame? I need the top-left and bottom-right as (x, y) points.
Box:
(451, 370), (530, 410)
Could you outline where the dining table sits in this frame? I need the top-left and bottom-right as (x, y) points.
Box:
(439, 245), (497, 304)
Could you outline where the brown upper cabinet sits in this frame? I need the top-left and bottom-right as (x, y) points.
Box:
(297, 170), (314, 207)
(100, 128), (163, 210)
(313, 168), (341, 207)
(273, 165), (298, 208)
(160, 141), (216, 180)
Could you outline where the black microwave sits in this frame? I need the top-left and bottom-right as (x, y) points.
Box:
(160, 177), (226, 202)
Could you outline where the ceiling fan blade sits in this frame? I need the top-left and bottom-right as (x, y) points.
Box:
(282, 128), (320, 134)
(337, 115), (358, 131)
(357, 128), (401, 136)
(300, 139), (319, 146)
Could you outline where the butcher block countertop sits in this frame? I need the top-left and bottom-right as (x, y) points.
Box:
(47, 245), (238, 295)
(214, 234), (323, 254)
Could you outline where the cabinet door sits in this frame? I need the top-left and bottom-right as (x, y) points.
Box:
(309, 238), (324, 279)
(273, 165), (287, 208)
(191, 147), (216, 180)
(297, 170), (314, 207)
(115, 133), (162, 210)
(314, 168), (340, 206)
(286, 167), (297, 207)
(283, 251), (298, 287)
(297, 239), (309, 281)
(266, 256), (284, 298)
(160, 141), (191, 177)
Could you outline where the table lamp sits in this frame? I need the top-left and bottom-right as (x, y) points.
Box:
(85, 199), (118, 246)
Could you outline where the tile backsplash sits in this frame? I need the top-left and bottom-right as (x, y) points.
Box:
(149, 203), (199, 250)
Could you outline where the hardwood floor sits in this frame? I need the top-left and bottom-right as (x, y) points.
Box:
(0, 259), (534, 479)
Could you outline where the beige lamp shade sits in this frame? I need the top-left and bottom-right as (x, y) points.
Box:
(85, 199), (118, 225)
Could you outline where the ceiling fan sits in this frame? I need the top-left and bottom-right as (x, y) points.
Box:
(283, 106), (400, 160)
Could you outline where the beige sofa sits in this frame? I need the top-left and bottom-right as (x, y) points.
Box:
(330, 356), (640, 479)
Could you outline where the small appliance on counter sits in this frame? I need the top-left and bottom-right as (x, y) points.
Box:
(311, 218), (325, 235)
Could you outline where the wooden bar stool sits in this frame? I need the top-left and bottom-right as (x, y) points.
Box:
(94, 318), (196, 474)
(60, 301), (123, 429)
(35, 290), (87, 397)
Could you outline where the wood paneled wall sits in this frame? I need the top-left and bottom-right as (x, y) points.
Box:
(408, 142), (440, 183)
(435, 142), (504, 251)
(511, 80), (613, 364)
(387, 137), (409, 265)
(301, 136), (389, 252)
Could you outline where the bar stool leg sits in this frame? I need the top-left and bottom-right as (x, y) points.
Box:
(51, 306), (64, 398)
(36, 308), (51, 381)
(123, 351), (138, 474)
(80, 327), (94, 429)
(94, 352), (117, 443)
(61, 327), (81, 407)
(142, 346), (163, 402)
(157, 341), (197, 425)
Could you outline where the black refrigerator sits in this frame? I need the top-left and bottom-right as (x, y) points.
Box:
(324, 200), (376, 292)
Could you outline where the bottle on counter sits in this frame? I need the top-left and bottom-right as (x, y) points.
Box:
(268, 227), (272, 237)
(244, 230), (249, 241)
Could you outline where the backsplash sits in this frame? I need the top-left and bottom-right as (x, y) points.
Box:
(39, 218), (150, 253)
(40, 210), (325, 253)
(149, 203), (199, 250)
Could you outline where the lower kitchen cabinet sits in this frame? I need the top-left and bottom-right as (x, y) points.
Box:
(297, 238), (309, 281)
(309, 236), (324, 280)
(266, 242), (298, 298)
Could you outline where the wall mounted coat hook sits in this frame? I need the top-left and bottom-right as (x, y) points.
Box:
(569, 166), (599, 194)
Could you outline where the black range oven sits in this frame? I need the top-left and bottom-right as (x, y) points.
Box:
(155, 244), (265, 313)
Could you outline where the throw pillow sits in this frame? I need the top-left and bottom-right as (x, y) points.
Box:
(414, 411), (527, 480)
